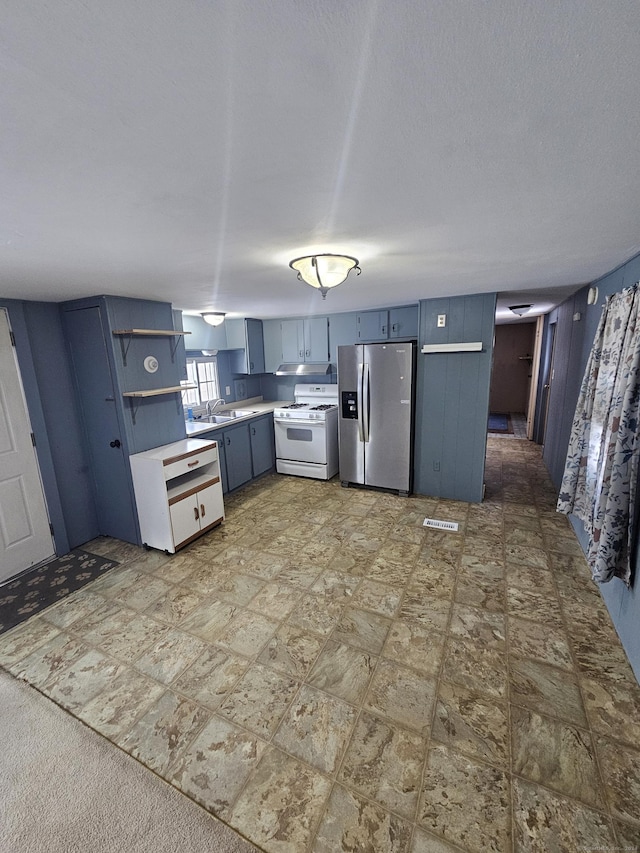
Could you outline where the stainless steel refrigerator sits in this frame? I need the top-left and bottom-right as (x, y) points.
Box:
(338, 342), (416, 495)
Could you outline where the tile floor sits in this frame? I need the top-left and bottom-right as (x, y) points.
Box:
(1, 437), (639, 852)
(505, 412), (528, 439)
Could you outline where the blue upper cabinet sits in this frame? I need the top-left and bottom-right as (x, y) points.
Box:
(304, 317), (330, 361)
(280, 319), (303, 361)
(356, 307), (418, 342)
(226, 318), (265, 374)
(260, 305), (419, 373)
(280, 317), (329, 363)
(357, 310), (389, 340)
(389, 306), (418, 339)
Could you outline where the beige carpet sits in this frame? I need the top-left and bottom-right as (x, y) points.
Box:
(0, 670), (259, 853)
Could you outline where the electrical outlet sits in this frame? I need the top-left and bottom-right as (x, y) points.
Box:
(437, 314), (446, 328)
(225, 386), (231, 396)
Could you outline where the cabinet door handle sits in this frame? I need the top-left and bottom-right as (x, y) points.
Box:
(305, 349), (310, 357)
(187, 460), (199, 468)
(200, 503), (205, 518)
(194, 506), (199, 521)
(381, 325), (387, 334)
(250, 361), (254, 370)
(299, 350), (304, 359)
(251, 427), (256, 436)
(226, 437), (231, 446)
(392, 323), (398, 332)
(109, 439), (121, 448)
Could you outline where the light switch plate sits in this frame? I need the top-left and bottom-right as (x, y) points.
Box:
(437, 314), (446, 327)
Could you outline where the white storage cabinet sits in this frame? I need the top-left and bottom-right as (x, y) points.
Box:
(130, 438), (224, 553)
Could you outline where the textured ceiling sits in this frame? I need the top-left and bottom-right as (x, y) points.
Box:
(2, 1), (640, 320)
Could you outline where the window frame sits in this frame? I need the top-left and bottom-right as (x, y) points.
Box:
(181, 355), (221, 409)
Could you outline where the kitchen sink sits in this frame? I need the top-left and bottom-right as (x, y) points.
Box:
(201, 409), (258, 424)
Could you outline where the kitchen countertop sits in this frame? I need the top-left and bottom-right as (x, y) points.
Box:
(184, 397), (292, 437)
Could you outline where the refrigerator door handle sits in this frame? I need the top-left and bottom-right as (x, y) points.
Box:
(357, 362), (365, 442)
(362, 362), (370, 442)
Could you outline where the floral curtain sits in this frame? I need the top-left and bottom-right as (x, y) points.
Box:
(557, 282), (640, 586)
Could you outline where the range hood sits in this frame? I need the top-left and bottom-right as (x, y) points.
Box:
(275, 363), (333, 376)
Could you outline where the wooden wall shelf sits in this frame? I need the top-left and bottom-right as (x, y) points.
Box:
(122, 385), (196, 423)
(112, 329), (191, 336)
(112, 329), (191, 365)
(122, 386), (194, 398)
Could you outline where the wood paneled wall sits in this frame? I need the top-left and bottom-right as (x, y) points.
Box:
(414, 292), (496, 503)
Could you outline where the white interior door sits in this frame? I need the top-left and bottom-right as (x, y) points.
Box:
(0, 309), (54, 582)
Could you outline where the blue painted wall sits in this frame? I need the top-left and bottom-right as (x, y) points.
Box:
(542, 293), (589, 486)
(23, 302), (98, 547)
(0, 299), (97, 554)
(103, 297), (187, 454)
(532, 313), (554, 445)
(414, 293), (496, 503)
(260, 372), (338, 403)
(217, 351), (240, 404)
(59, 296), (190, 545)
(543, 251), (640, 681)
(182, 313), (229, 351)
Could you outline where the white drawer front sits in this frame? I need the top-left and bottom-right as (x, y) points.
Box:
(163, 446), (217, 481)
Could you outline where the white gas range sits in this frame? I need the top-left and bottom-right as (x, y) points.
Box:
(274, 384), (339, 480)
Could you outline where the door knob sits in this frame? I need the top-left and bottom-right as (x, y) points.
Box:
(110, 439), (121, 448)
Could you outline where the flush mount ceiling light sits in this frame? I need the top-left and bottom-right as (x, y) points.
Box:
(201, 312), (226, 327)
(289, 253), (361, 299)
(509, 304), (532, 317)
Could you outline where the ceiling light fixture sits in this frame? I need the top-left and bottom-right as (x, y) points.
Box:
(509, 304), (532, 317)
(289, 253), (361, 299)
(201, 312), (226, 327)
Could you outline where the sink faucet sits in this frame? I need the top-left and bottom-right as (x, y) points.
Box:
(206, 398), (225, 415)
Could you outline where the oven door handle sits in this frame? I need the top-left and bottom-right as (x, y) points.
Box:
(274, 417), (327, 427)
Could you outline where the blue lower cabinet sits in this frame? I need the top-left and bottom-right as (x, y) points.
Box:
(198, 413), (276, 495)
(216, 436), (228, 494)
(250, 414), (275, 478)
(222, 423), (253, 492)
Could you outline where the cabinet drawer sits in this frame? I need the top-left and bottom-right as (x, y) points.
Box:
(162, 445), (217, 481)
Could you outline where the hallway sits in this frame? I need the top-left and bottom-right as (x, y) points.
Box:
(1, 438), (639, 851)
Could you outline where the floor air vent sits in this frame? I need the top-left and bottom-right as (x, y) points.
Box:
(423, 518), (459, 532)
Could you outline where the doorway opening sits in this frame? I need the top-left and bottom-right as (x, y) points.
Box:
(487, 318), (541, 441)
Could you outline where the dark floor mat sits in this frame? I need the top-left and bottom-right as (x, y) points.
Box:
(488, 413), (513, 433)
(0, 550), (119, 634)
